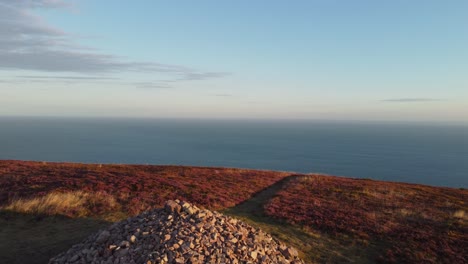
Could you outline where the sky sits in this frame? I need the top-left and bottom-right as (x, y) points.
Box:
(1, 0), (467, 122)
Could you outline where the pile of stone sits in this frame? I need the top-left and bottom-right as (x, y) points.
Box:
(49, 200), (305, 264)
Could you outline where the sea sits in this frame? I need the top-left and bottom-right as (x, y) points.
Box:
(0, 117), (466, 188)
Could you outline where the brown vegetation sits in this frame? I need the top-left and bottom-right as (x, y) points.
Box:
(1, 160), (467, 263)
(265, 175), (468, 263)
(0, 160), (289, 217)
(1, 191), (119, 219)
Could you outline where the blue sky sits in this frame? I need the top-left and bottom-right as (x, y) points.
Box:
(1, 0), (467, 122)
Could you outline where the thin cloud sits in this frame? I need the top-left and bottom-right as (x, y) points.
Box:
(213, 93), (233, 97)
(178, 72), (230, 81)
(0, 0), (227, 81)
(17, 75), (119, 80)
(381, 98), (443, 102)
(134, 82), (173, 89)
(6, 0), (72, 9)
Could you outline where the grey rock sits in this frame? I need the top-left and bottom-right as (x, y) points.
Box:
(49, 200), (305, 264)
(96, 230), (110, 244)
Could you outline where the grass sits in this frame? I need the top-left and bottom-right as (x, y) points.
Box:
(222, 175), (381, 263)
(0, 160), (293, 263)
(0, 160), (290, 214)
(1, 191), (121, 221)
(1, 160), (467, 263)
(264, 175), (468, 263)
(0, 210), (108, 264)
(453, 210), (466, 219)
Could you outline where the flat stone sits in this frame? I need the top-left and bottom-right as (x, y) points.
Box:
(96, 230), (110, 244)
(164, 200), (181, 214)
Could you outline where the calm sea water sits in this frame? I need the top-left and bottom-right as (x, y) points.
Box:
(0, 117), (466, 188)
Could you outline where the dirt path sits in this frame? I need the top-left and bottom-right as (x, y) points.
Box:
(224, 174), (304, 218)
(223, 174), (369, 264)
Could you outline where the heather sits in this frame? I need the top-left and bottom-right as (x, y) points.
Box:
(0, 160), (289, 218)
(265, 175), (468, 263)
(1, 160), (467, 263)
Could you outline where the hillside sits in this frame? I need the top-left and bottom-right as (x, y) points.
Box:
(265, 175), (467, 263)
(0, 160), (467, 263)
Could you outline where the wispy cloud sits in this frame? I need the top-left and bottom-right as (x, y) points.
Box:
(16, 75), (119, 80)
(133, 82), (172, 89)
(7, 0), (72, 9)
(0, 0), (227, 83)
(381, 98), (443, 103)
(178, 72), (230, 81)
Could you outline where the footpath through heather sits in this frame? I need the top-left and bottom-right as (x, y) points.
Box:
(223, 175), (371, 263)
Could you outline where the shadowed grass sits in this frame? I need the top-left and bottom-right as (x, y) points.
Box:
(0, 210), (109, 264)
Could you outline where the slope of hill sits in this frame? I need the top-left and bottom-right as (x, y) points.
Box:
(265, 175), (468, 263)
(0, 160), (290, 218)
(0, 160), (466, 263)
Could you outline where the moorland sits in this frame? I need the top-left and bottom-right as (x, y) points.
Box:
(0, 160), (466, 263)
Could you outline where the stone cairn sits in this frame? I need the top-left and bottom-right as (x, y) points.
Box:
(49, 200), (305, 264)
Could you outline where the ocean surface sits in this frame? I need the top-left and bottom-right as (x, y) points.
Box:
(0, 117), (466, 188)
